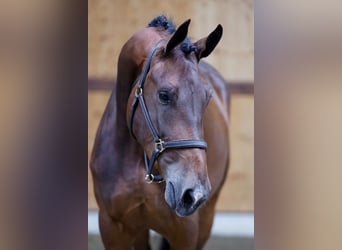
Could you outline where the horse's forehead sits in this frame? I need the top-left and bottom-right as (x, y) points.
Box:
(152, 57), (199, 85)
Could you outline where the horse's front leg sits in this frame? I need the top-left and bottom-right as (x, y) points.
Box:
(196, 193), (220, 249)
(164, 216), (199, 250)
(98, 209), (134, 250)
(133, 229), (151, 250)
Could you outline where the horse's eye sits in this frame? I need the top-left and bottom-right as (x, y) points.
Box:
(158, 91), (172, 104)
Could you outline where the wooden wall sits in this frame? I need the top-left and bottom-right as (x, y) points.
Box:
(89, 0), (254, 81)
(88, 0), (254, 211)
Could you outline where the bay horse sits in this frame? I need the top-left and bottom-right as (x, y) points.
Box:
(90, 15), (230, 250)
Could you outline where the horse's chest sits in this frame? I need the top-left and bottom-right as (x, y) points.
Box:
(109, 178), (165, 221)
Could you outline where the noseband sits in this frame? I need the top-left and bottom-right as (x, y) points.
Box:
(128, 40), (208, 183)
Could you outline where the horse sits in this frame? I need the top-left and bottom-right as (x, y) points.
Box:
(90, 15), (230, 250)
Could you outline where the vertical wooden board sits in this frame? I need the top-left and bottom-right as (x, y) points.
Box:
(88, 171), (97, 209)
(193, 0), (254, 81)
(216, 94), (254, 211)
(88, 0), (194, 79)
(88, 0), (254, 82)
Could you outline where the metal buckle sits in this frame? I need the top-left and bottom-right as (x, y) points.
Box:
(135, 87), (143, 97)
(145, 174), (154, 184)
(155, 139), (165, 153)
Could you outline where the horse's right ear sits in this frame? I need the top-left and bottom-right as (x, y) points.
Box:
(194, 24), (223, 60)
(164, 19), (191, 54)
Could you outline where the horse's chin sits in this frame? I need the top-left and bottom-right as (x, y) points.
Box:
(175, 205), (197, 217)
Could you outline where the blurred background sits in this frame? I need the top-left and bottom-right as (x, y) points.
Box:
(2, 1), (341, 250)
(88, 0), (254, 249)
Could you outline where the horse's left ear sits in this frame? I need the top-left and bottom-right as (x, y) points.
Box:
(164, 19), (191, 54)
(194, 24), (223, 60)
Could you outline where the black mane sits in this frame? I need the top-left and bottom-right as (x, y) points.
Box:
(148, 15), (176, 34)
(147, 15), (198, 55)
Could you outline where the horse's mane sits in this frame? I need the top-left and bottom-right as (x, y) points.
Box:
(148, 15), (176, 34)
(147, 15), (197, 55)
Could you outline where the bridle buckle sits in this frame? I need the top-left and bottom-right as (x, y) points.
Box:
(135, 87), (143, 97)
(145, 174), (154, 184)
(155, 139), (165, 153)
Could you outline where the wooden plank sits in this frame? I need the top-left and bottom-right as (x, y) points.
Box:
(88, 91), (254, 211)
(229, 83), (254, 95)
(88, 78), (254, 95)
(216, 94), (254, 211)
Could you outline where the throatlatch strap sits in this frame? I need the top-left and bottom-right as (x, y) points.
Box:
(128, 40), (163, 139)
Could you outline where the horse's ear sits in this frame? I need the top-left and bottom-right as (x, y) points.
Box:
(164, 19), (191, 54)
(194, 24), (223, 60)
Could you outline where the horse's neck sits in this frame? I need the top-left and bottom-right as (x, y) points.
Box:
(114, 29), (163, 130)
(92, 49), (143, 165)
(97, 30), (163, 163)
(104, 37), (152, 155)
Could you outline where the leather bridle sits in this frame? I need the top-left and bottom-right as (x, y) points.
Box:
(128, 40), (208, 183)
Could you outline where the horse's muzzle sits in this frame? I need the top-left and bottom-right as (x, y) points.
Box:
(165, 181), (211, 217)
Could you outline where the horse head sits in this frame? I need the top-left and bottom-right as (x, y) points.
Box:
(127, 18), (223, 216)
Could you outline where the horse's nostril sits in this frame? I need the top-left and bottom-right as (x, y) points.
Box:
(176, 188), (208, 216)
(182, 189), (195, 207)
